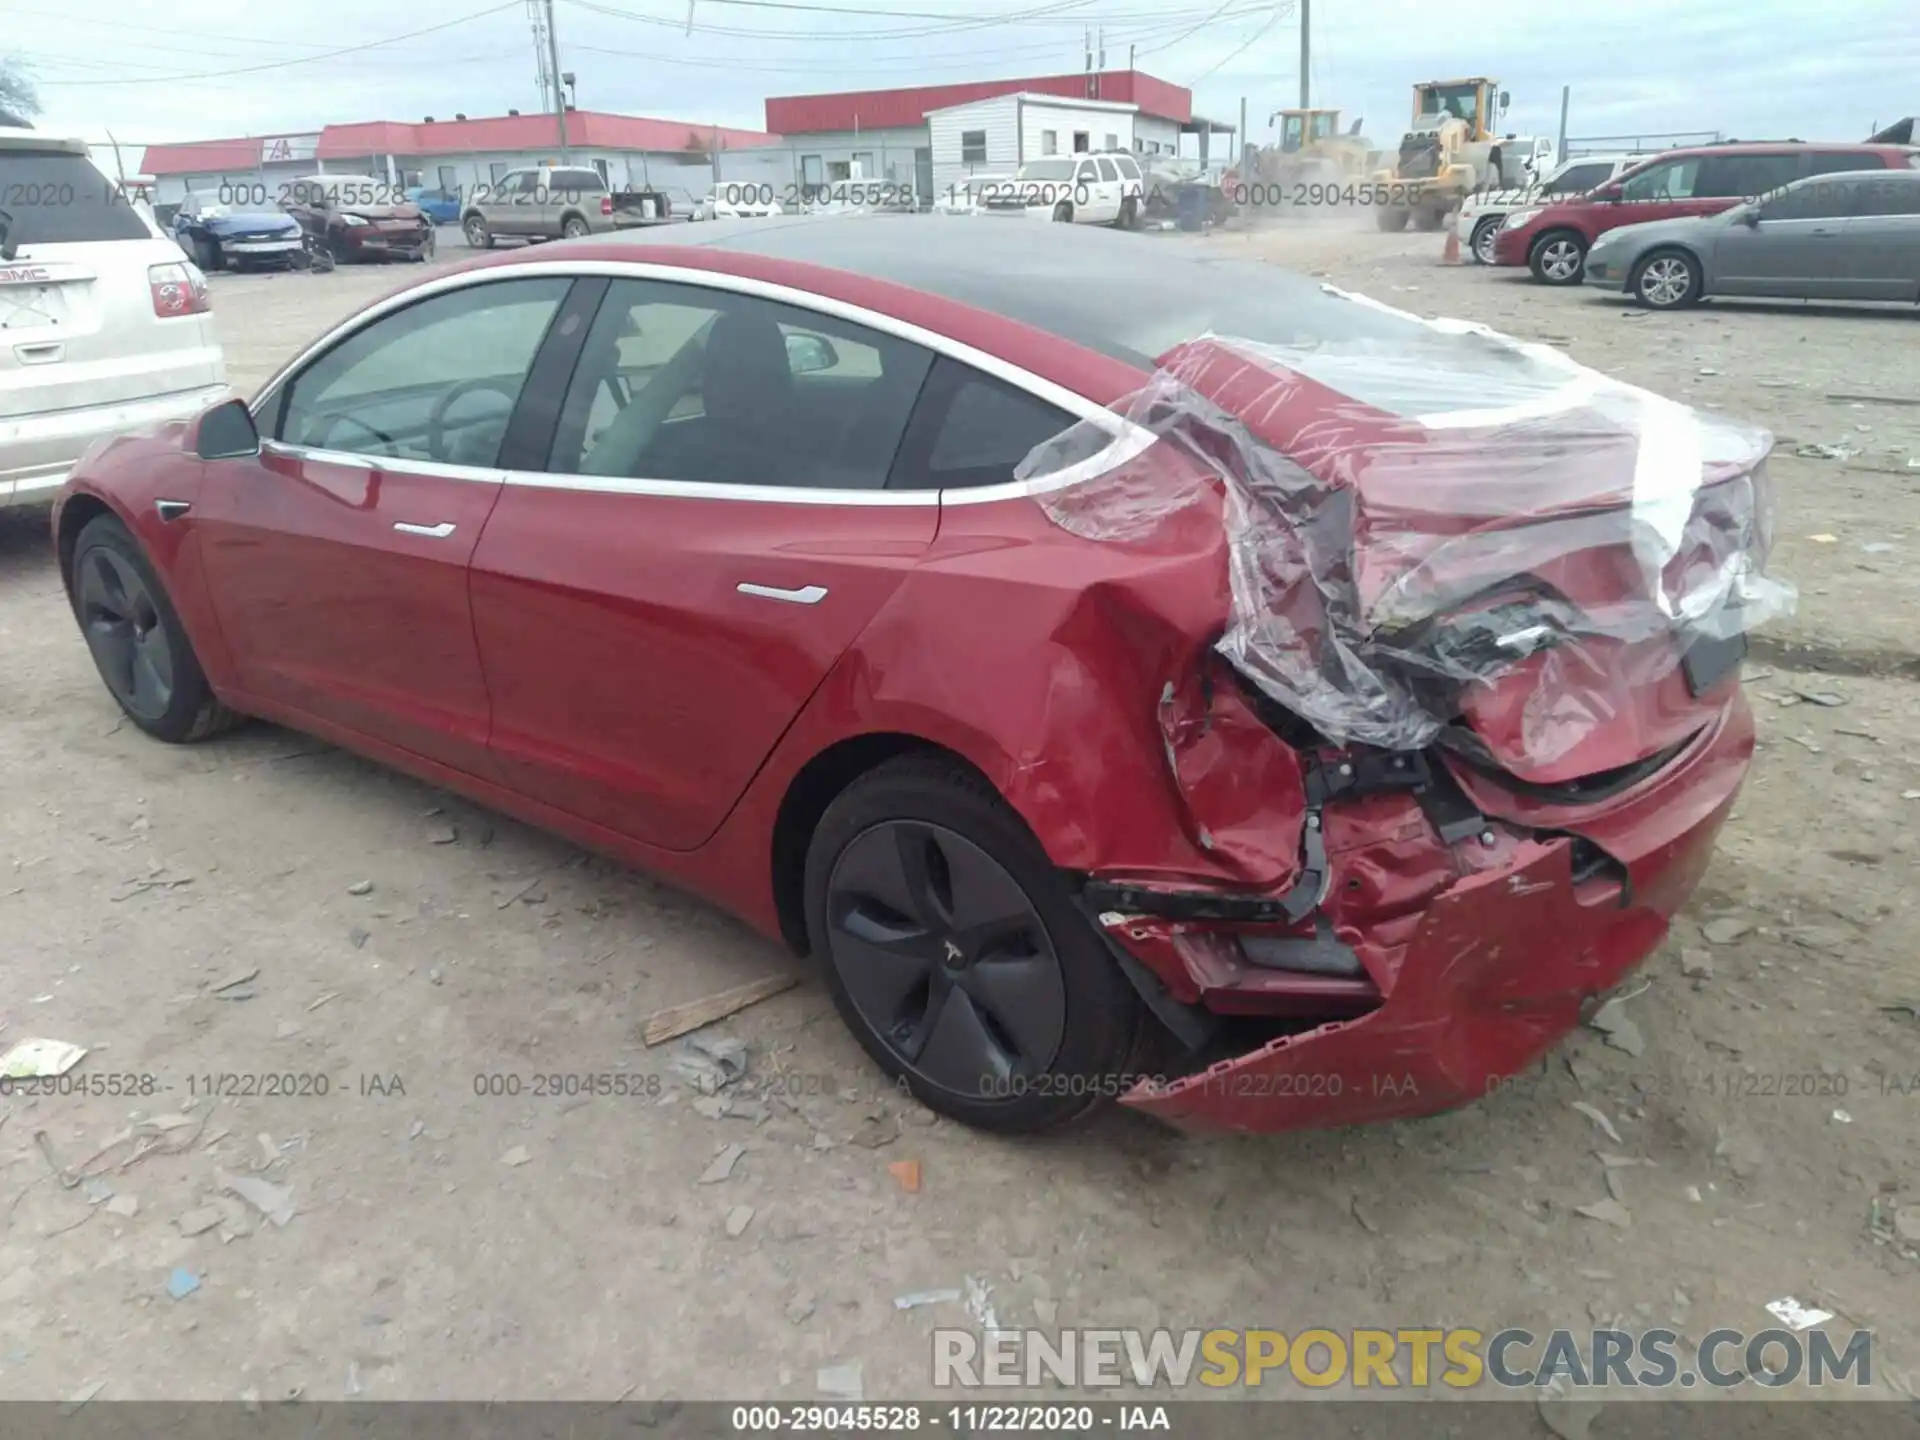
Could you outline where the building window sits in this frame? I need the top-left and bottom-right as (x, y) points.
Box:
(828, 159), (851, 181)
(1104, 132), (1118, 151)
(1072, 131), (1090, 153)
(801, 154), (824, 185)
(852, 150), (874, 177)
(1134, 137), (1145, 151)
(437, 165), (458, 190)
(1041, 130), (1057, 155)
(490, 161), (508, 183)
(960, 130), (987, 163)
(592, 158), (610, 184)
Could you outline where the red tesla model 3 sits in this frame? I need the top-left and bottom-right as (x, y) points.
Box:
(52, 217), (1775, 1135)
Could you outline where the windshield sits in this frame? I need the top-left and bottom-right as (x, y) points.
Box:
(1018, 159), (1077, 181)
(1416, 84), (1481, 122)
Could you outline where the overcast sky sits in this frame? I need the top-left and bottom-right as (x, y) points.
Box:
(11, 0), (1918, 154)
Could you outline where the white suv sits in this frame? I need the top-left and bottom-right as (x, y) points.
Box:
(1, 130), (227, 509)
(980, 152), (1146, 228)
(1456, 152), (1648, 264)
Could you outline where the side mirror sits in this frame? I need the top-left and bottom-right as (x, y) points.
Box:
(196, 397), (261, 460)
(1499, 90), (1511, 109)
(785, 332), (838, 374)
(1742, 208), (1762, 227)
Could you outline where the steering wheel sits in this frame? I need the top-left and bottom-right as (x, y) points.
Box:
(427, 378), (521, 462)
(307, 411), (398, 455)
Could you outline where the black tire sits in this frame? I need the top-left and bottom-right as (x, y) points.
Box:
(193, 235), (221, 272)
(1528, 229), (1587, 285)
(68, 514), (241, 744)
(1376, 206), (1410, 232)
(463, 213), (493, 249)
(1629, 247), (1704, 309)
(804, 756), (1143, 1134)
(560, 215), (590, 239)
(1413, 206), (1446, 232)
(1470, 216), (1501, 264)
(1051, 201), (1073, 223)
(1113, 196), (1137, 230)
(414, 228), (436, 262)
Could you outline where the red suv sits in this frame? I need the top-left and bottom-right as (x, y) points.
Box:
(1492, 142), (1920, 283)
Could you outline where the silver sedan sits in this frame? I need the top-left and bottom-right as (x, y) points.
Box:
(1583, 168), (1920, 309)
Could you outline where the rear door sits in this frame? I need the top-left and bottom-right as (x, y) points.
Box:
(0, 141), (222, 423)
(1829, 172), (1920, 301)
(469, 275), (938, 850)
(197, 275), (574, 774)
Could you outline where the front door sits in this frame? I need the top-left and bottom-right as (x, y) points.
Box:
(1712, 172), (1854, 299)
(197, 275), (573, 774)
(469, 276), (940, 850)
(1074, 158), (1115, 223)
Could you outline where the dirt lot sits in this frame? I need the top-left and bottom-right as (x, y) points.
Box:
(1, 222), (1917, 1407)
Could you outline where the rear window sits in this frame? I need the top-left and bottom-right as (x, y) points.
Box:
(0, 150), (150, 244)
(1805, 150), (1888, 178)
(550, 168), (606, 192)
(1542, 162), (1612, 195)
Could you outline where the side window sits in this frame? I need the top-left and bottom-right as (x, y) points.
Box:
(276, 277), (571, 467)
(1852, 177), (1920, 217)
(892, 359), (1078, 491)
(1076, 160), (1099, 185)
(1543, 162), (1609, 196)
(1620, 158), (1700, 203)
(1762, 177), (1854, 221)
(546, 279), (934, 491)
(1697, 153), (1799, 199)
(1805, 152), (1878, 179)
(1096, 158), (1120, 182)
(1115, 156), (1141, 182)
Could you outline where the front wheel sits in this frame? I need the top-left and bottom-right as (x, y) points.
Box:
(192, 235), (221, 272)
(1529, 230), (1587, 284)
(1631, 248), (1703, 309)
(1052, 201), (1073, 223)
(463, 214), (493, 249)
(1376, 206), (1410, 232)
(1470, 216), (1501, 264)
(805, 756), (1143, 1134)
(1413, 206), (1447, 232)
(68, 515), (241, 744)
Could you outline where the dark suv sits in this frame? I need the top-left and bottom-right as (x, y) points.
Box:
(1491, 142), (1920, 283)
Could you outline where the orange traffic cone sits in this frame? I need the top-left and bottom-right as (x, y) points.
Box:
(1440, 225), (1462, 265)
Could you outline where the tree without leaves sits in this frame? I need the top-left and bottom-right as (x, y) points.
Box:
(1, 56), (41, 126)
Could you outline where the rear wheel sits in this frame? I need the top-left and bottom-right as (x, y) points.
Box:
(68, 515), (240, 744)
(1413, 206), (1447, 232)
(1529, 229), (1587, 284)
(560, 214), (590, 239)
(1630, 248), (1703, 309)
(805, 756), (1143, 1134)
(1113, 196), (1137, 230)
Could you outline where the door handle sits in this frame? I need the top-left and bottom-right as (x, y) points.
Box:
(394, 521), (457, 538)
(737, 582), (827, 605)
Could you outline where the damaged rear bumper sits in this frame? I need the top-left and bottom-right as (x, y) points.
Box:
(1101, 695), (1753, 1133)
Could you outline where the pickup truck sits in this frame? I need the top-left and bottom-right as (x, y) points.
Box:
(461, 166), (675, 245)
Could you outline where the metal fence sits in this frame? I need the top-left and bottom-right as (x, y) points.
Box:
(1563, 130), (1722, 158)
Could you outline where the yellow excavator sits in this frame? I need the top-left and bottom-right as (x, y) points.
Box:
(1238, 107), (1373, 201)
(1373, 77), (1517, 232)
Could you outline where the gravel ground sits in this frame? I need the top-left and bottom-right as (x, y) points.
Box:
(0, 222), (1916, 1407)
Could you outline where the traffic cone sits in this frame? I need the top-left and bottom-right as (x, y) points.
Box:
(1440, 225), (1462, 265)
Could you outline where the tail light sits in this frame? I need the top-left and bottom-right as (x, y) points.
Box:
(149, 262), (209, 318)
(599, 195), (613, 215)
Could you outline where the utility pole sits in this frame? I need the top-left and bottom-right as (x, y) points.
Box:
(544, 0), (570, 160)
(1298, 0), (1310, 110)
(1556, 85), (1570, 163)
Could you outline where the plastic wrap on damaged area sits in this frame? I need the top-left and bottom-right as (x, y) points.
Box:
(1028, 290), (1794, 761)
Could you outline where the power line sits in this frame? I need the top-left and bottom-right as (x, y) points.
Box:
(34, 2), (525, 87)
(1182, 1), (1288, 84)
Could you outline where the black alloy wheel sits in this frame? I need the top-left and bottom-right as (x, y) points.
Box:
(827, 820), (1067, 1097)
(805, 756), (1143, 1133)
(69, 515), (239, 743)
